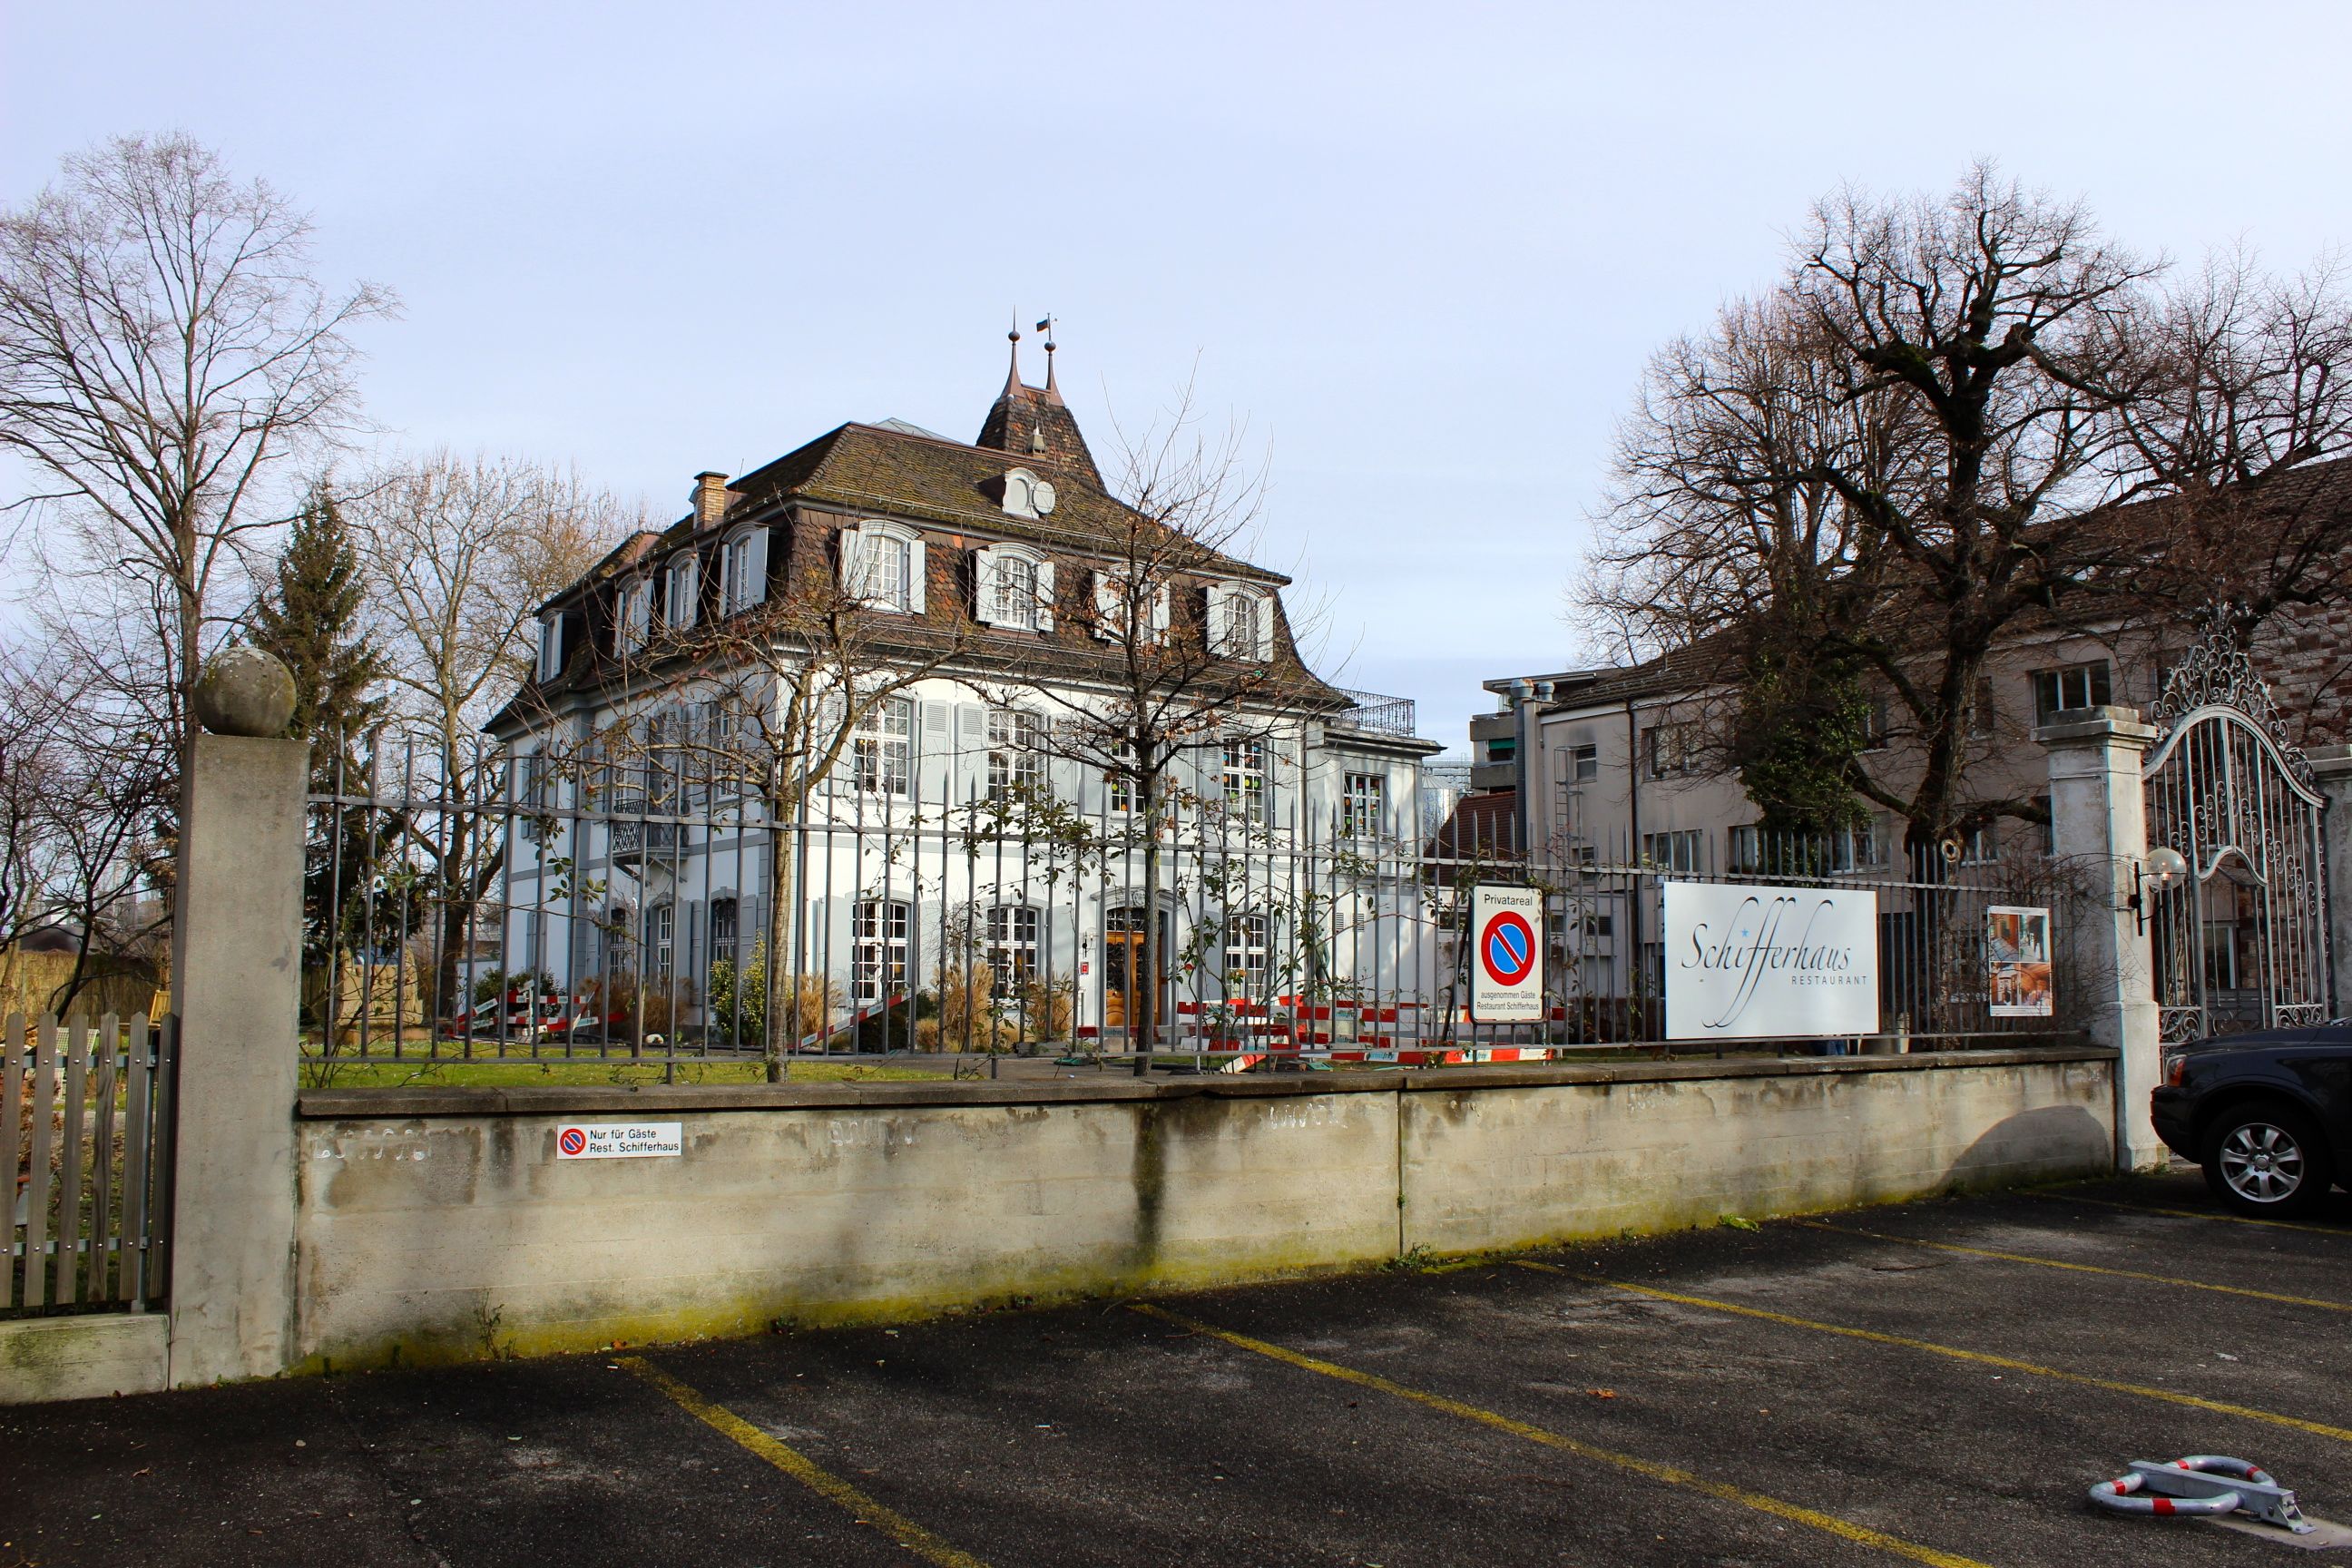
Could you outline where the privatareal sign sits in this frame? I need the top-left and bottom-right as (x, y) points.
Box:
(1662, 882), (1878, 1041)
(555, 1122), (683, 1160)
(1470, 884), (1544, 1024)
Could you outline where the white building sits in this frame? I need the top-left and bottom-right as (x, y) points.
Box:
(487, 348), (1441, 1043)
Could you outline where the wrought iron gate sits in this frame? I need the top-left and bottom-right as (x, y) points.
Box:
(2142, 635), (2331, 1041)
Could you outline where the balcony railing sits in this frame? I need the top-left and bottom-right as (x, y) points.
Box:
(1329, 688), (1416, 738)
(610, 819), (682, 864)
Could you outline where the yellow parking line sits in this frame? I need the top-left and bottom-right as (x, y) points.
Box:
(1130, 1303), (1995, 1568)
(1798, 1220), (2352, 1312)
(1512, 1262), (2352, 1447)
(2031, 1191), (2352, 1238)
(622, 1357), (992, 1568)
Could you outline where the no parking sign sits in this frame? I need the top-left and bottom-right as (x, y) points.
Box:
(1470, 885), (1544, 1023)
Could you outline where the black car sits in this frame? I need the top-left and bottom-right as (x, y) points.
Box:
(2151, 1022), (2352, 1217)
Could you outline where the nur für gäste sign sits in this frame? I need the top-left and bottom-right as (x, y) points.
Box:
(1662, 882), (1878, 1041)
(554, 1122), (683, 1160)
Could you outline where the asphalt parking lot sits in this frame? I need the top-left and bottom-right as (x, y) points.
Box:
(7, 1167), (2349, 1568)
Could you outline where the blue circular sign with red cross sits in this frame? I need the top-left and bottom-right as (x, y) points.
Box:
(1479, 909), (1537, 988)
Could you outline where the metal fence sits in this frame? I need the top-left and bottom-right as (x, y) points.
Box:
(300, 737), (2085, 1073)
(5, 1012), (176, 1318)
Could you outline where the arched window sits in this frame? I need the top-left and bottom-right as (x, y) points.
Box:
(841, 521), (926, 612)
(975, 544), (1054, 631)
(1206, 583), (1274, 661)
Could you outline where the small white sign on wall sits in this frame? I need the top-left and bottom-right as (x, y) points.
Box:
(1663, 882), (1879, 1041)
(555, 1122), (683, 1160)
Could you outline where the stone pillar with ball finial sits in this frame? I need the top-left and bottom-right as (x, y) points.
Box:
(166, 646), (312, 1386)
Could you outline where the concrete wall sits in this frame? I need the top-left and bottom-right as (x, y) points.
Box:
(289, 1046), (2111, 1372)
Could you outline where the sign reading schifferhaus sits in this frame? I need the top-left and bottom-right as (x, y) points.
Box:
(1662, 882), (1879, 1041)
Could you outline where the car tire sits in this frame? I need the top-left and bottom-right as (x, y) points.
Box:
(2200, 1100), (2335, 1218)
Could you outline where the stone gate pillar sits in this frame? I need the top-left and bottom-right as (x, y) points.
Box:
(2034, 706), (2165, 1171)
(168, 653), (309, 1386)
(2309, 744), (2352, 1019)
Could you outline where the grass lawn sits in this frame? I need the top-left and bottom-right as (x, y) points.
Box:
(298, 1056), (946, 1089)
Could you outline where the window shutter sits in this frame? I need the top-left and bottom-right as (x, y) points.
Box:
(838, 526), (864, 601)
(1034, 559), (1056, 632)
(1256, 593), (1275, 661)
(907, 536), (927, 613)
(1151, 585), (1171, 642)
(1204, 583), (1229, 653)
(974, 546), (1001, 625)
(1092, 571), (1120, 641)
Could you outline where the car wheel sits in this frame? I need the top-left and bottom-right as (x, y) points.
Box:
(2201, 1101), (2335, 1218)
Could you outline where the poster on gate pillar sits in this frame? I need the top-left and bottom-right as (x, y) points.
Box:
(1470, 885), (1544, 1023)
(1663, 882), (1878, 1041)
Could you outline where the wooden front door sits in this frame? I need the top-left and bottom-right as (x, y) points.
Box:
(1103, 931), (1142, 1029)
(1102, 908), (1166, 1032)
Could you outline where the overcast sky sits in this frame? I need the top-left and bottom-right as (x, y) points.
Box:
(7, 2), (2349, 751)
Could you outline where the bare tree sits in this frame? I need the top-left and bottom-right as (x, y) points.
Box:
(350, 452), (627, 1024)
(580, 508), (975, 1080)
(0, 633), (174, 1012)
(0, 133), (395, 874)
(965, 390), (1328, 1070)
(1586, 164), (2352, 847)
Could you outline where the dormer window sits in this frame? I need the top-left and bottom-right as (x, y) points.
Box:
(1205, 583), (1274, 662)
(537, 615), (564, 681)
(617, 578), (653, 654)
(975, 543), (1055, 632)
(667, 554), (699, 632)
(840, 521), (926, 613)
(1090, 570), (1170, 643)
(720, 526), (769, 616)
(1001, 467), (1058, 521)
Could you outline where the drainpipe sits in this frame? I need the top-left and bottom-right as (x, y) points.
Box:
(1626, 699), (1644, 1004)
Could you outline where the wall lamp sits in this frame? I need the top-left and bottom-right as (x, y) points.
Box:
(2128, 845), (2190, 935)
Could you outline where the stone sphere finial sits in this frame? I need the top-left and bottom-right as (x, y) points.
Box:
(193, 646), (297, 738)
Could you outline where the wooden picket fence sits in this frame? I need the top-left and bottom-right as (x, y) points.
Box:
(4, 1013), (177, 1316)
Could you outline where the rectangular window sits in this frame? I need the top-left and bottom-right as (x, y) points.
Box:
(2030, 661), (2112, 725)
(1727, 824), (1763, 874)
(986, 708), (1044, 798)
(1862, 695), (1892, 750)
(853, 900), (908, 1004)
(1222, 738), (1267, 824)
(1223, 912), (1269, 998)
(649, 903), (674, 979)
(985, 906), (1040, 1000)
(1640, 828), (1702, 873)
(1562, 743), (1599, 783)
(710, 897), (738, 966)
(1341, 771), (1384, 838)
(1960, 822), (1996, 864)
(853, 697), (913, 795)
(1645, 722), (1700, 779)
(1828, 818), (1885, 871)
(1106, 740), (1137, 813)
(668, 558), (698, 630)
(1968, 677), (1996, 737)
(538, 618), (563, 681)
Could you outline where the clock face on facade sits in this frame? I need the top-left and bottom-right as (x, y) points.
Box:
(1032, 480), (1056, 515)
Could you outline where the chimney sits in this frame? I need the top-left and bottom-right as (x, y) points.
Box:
(691, 471), (730, 528)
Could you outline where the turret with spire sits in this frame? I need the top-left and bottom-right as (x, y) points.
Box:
(975, 318), (1103, 488)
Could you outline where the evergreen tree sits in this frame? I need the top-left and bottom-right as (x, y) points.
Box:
(252, 488), (387, 985)
(251, 487), (387, 758)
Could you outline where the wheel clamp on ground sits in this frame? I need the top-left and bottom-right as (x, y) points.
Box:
(2087, 1455), (2313, 1534)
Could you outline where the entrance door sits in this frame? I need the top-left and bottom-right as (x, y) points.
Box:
(1102, 907), (1167, 1032)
